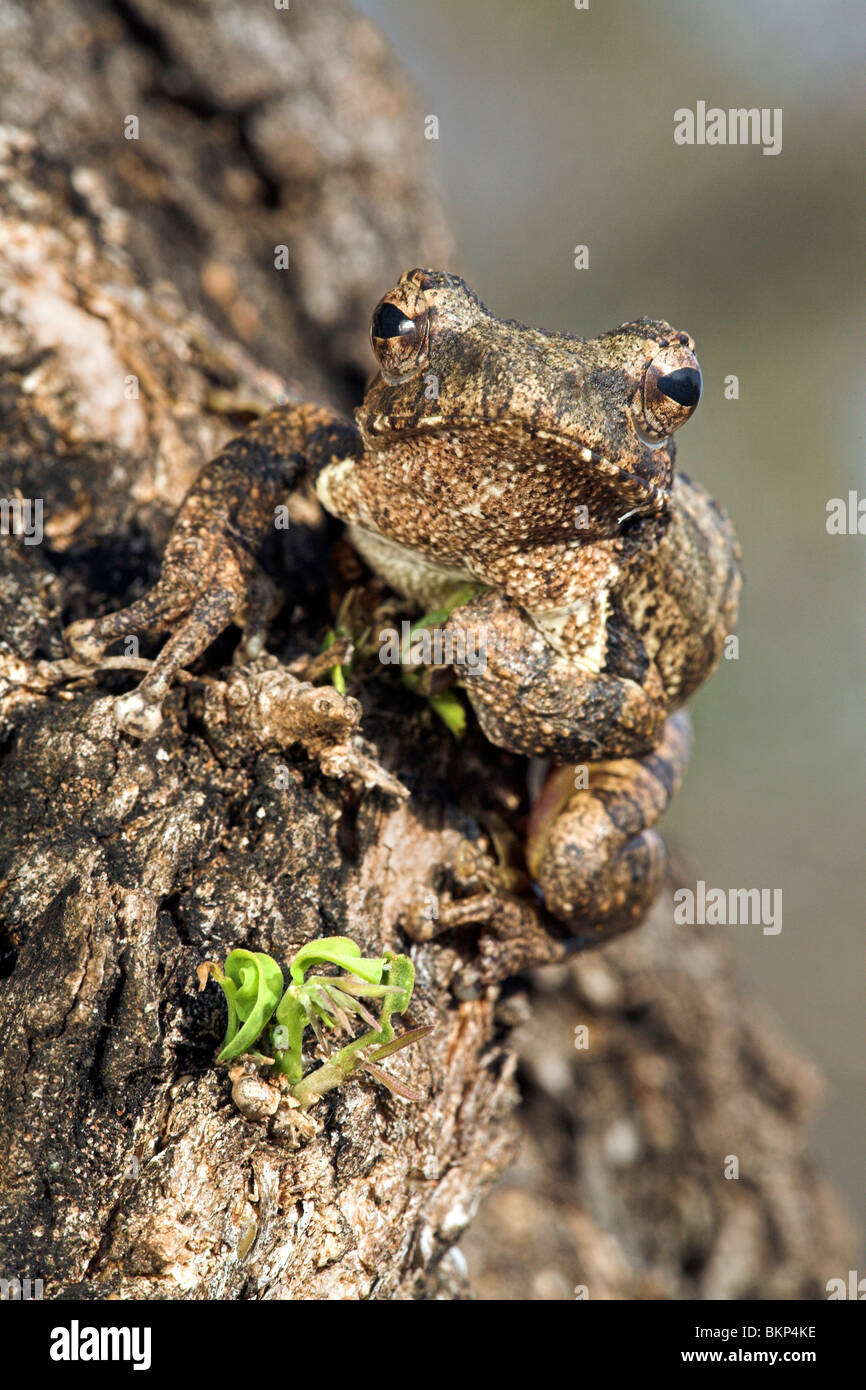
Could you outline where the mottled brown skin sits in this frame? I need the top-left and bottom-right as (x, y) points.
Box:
(66, 269), (741, 954)
(66, 403), (337, 736)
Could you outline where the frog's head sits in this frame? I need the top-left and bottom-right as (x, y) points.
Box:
(361, 268), (702, 525)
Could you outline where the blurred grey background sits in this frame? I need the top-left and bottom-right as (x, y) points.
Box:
(357, 0), (865, 1246)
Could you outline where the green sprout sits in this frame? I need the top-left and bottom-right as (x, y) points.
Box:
(315, 585), (483, 738)
(201, 937), (431, 1110)
(397, 584), (482, 738)
(321, 628), (347, 695)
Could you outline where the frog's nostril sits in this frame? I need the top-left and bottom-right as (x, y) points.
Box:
(657, 367), (702, 409)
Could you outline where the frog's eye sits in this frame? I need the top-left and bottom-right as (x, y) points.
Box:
(636, 347), (702, 443)
(370, 284), (430, 384)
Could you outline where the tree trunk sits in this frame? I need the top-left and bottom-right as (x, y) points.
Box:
(0, 0), (854, 1300)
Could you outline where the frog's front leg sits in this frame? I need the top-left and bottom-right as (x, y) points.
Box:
(444, 588), (667, 763)
(444, 589), (688, 943)
(65, 403), (354, 736)
(526, 712), (691, 945)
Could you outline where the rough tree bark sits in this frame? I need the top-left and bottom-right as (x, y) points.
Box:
(0, 0), (854, 1300)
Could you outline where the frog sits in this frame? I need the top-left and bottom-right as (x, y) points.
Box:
(64, 268), (741, 956)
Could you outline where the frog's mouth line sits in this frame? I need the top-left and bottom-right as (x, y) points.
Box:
(530, 425), (671, 511)
(369, 412), (671, 515)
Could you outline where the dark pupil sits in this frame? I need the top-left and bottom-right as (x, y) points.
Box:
(372, 302), (414, 340)
(657, 366), (702, 408)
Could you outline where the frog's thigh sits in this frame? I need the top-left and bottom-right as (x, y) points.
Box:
(445, 589), (666, 761)
(528, 711), (692, 944)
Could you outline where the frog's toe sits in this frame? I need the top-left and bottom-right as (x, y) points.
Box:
(114, 689), (164, 739)
(65, 618), (106, 665)
(235, 631), (267, 662)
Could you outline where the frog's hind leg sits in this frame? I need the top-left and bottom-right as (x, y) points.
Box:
(63, 401), (349, 736)
(527, 712), (692, 945)
(233, 561), (281, 662)
(112, 581), (247, 736)
(64, 578), (198, 666)
(67, 542), (252, 737)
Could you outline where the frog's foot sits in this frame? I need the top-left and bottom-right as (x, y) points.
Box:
(64, 401), (350, 737)
(403, 832), (566, 983)
(527, 711), (692, 945)
(66, 559), (250, 737)
(404, 887), (566, 985)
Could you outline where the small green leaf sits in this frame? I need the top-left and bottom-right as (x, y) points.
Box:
(216, 949), (283, 1062)
(289, 936), (386, 986)
(405, 584), (482, 643)
(428, 691), (466, 738)
(322, 629), (347, 694)
(320, 984), (380, 1030)
(215, 975), (239, 1054)
(378, 951), (415, 1027)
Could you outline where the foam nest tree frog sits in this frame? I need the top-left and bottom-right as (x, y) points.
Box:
(65, 269), (741, 954)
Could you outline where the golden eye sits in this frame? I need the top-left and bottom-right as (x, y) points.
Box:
(370, 283), (429, 383)
(637, 346), (702, 443)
